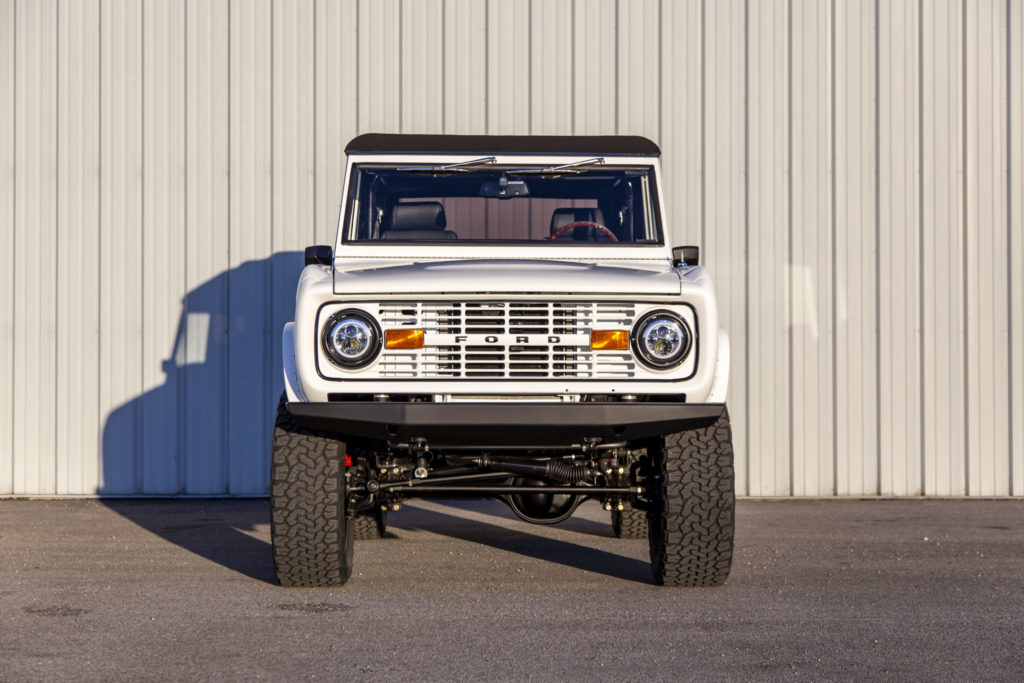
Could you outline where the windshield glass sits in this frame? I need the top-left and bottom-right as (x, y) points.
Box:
(342, 163), (662, 245)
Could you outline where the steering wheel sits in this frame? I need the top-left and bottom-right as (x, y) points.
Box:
(547, 221), (619, 242)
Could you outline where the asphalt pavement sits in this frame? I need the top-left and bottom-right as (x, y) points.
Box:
(1, 497), (1022, 681)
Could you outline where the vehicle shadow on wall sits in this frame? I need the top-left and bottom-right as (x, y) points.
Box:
(98, 251), (647, 585)
(100, 252), (306, 585)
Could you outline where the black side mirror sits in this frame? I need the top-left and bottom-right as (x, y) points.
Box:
(672, 246), (699, 267)
(305, 245), (333, 266)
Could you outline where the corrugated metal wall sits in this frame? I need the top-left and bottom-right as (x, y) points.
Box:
(1, 0), (1021, 497)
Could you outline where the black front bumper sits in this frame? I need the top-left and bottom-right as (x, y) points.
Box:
(287, 401), (725, 447)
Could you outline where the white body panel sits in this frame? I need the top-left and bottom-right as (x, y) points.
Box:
(286, 265), (725, 404)
(708, 329), (731, 404)
(333, 259), (682, 296)
(283, 150), (728, 406)
(282, 323), (304, 403)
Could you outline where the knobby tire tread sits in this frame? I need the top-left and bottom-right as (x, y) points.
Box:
(351, 509), (387, 540)
(649, 409), (735, 587)
(611, 506), (648, 539)
(270, 394), (354, 587)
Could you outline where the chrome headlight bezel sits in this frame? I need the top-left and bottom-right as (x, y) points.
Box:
(321, 309), (382, 369)
(631, 310), (693, 370)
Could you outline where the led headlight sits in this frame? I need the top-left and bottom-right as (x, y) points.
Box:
(632, 311), (693, 369)
(321, 310), (381, 368)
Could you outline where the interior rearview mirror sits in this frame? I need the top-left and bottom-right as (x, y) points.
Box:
(479, 175), (530, 199)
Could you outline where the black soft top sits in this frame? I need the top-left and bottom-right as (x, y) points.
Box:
(345, 133), (660, 156)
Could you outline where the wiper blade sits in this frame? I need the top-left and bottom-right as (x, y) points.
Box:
(509, 157), (606, 175)
(397, 156), (497, 173)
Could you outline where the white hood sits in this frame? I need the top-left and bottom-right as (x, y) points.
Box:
(332, 258), (681, 296)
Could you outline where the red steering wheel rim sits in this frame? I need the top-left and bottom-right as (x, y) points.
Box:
(548, 220), (619, 242)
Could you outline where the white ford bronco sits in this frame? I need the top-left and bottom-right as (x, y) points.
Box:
(272, 134), (734, 587)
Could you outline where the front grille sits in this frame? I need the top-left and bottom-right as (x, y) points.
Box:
(375, 301), (638, 379)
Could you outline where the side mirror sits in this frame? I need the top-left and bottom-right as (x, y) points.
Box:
(305, 245), (333, 266)
(672, 246), (699, 267)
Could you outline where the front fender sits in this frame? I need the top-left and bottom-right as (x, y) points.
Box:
(282, 322), (306, 402)
(707, 327), (729, 403)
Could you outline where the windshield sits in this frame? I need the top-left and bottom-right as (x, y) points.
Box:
(342, 163), (663, 245)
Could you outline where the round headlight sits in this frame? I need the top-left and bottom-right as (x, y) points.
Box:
(322, 310), (381, 368)
(632, 312), (692, 369)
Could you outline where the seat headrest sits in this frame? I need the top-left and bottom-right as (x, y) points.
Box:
(389, 202), (448, 231)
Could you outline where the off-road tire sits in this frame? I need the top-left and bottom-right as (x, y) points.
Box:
(352, 508), (388, 540)
(648, 408), (735, 587)
(611, 506), (648, 539)
(270, 394), (354, 587)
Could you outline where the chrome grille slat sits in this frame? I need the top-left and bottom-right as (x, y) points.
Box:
(375, 301), (637, 379)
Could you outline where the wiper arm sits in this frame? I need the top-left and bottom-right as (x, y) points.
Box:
(509, 157), (606, 175)
(397, 156), (497, 173)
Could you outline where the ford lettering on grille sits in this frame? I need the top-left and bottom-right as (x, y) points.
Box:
(373, 301), (638, 379)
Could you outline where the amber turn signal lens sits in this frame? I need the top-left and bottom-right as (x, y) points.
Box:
(385, 329), (425, 349)
(590, 330), (629, 350)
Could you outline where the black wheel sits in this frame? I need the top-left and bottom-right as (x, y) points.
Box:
(648, 408), (735, 587)
(270, 394), (354, 587)
(351, 507), (388, 540)
(611, 506), (648, 539)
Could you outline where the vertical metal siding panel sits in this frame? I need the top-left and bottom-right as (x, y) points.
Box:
(790, 0), (835, 496)
(228, 0), (273, 495)
(98, 0), (143, 495)
(1012, 0), (1024, 496)
(530, 0), (573, 134)
(0, 0), (15, 495)
(747, 0), (791, 496)
(272, 0), (315, 252)
(57, 0), (101, 495)
(617, 0), (659, 139)
(443, 0), (487, 133)
(572, 0), (616, 135)
(921, 0), (965, 496)
(965, 0), (1010, 496)
(358, 0), (400, 132)
(185, 0), (230, 493)
(13, 0), (58, 494)
(834, 0), (878, 495)
(487, 0), (529, 133)
(140, 0), (186, 494)
(400, 0), (443, 133)
(878, 0), (923, 495)
(704, 0), (748, 495)
(316, 0), (357, 263)
(660, 0), (702, 247)
(271, 0), (315, 455)
(4, 0), (1018, 499)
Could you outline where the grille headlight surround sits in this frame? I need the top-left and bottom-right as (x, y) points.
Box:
(321, 310), (382, 368)
(631, 311), (693, 369)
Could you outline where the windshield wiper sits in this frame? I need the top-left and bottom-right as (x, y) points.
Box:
(397, 156), (497, 173)
(509, 157), (606, 175)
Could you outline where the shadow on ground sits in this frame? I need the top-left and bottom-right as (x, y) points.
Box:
(102, 500), (276, 584)
(100, 498), (651, 586)
(425, 498), (620, 539)
(392, 500), (652, 584)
